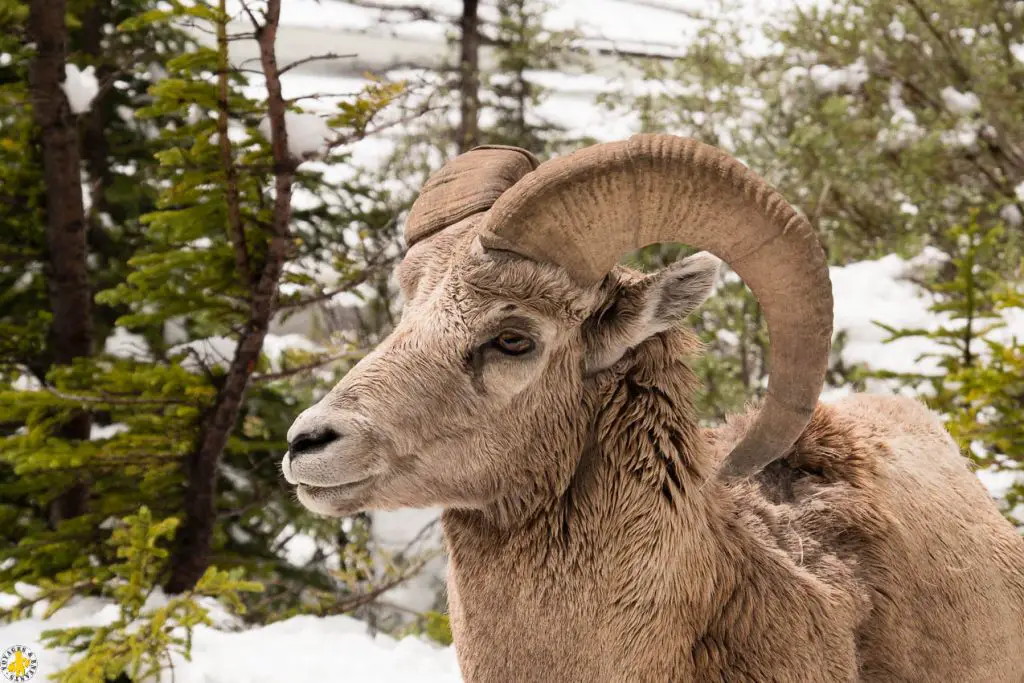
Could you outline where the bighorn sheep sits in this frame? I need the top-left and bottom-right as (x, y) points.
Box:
(283, 135), (1024, 681)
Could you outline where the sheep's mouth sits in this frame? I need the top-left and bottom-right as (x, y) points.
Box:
(295, 477), (375, 516)
(298, 477), (372, 496)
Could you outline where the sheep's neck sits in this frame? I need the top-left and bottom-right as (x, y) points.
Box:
(442, 343), (731, 681)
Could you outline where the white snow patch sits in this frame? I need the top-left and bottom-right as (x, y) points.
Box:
(975, 467), (1022, 501)
(89, 423), (129, 440)
(262, 333), (324, 370)
(0, 593), (461, 682)
(258, 112), (336, 160)
(1000, 204), (1022, 227)
(956, 28), (977, 46)
(61, 64), (99, 114)
(10, 264), (41, 292)
(940, 86), (981, 115)
(104, 327), (151, 361)
(171, 336), (237, 370)
(808, 59), (868, 92)
(274, 525), (321, 567)
(13, 374), (42, 391)
(828, 249), (948, 376)
(877, 107), (925, 149)
(887, 18), (906, 41)
(715, 328), (741, 346)
(940, 120), (978, 148)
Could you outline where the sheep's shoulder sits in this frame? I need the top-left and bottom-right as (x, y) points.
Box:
(708, 401), (899, 576)
(709, 400), (892, 497)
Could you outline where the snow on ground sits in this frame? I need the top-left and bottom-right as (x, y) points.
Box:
(0, 592), (461, 683)
(827, 248), (949, 381)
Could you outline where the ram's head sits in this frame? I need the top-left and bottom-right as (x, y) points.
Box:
(283, 135), (832, 518)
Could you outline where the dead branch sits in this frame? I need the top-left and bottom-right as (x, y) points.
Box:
(251, 350), (367, 383)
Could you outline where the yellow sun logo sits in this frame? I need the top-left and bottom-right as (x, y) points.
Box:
(1, 646), (38, 682)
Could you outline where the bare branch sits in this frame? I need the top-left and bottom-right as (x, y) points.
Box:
(279, 52), (358, 76)
(332, 551), (441, 615)
(251, 350), (367, 383)
(341, 0), (447, 23)
(616, 0), (705, 19)
(903, 0), (972, 87)
(326, 102), (449, 152)
(399, 518), (440, 556)
(287, 91), (364, 104)
(276, 259), (398, 311)
(238, 0), (263, 32)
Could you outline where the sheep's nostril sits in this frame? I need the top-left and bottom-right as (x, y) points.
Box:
(288, 427), (340, 460)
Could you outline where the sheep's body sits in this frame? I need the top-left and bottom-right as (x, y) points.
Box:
(282, 138), (1024, 681)
(443, 332), (1024, 682)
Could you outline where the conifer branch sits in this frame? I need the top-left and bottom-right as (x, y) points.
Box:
(44, 387), (194, 407)
(216, 6), (252, 288)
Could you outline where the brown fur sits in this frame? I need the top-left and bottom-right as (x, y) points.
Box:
(284, 221), (1024, 682)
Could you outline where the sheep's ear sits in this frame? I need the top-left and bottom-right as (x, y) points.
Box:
(586, 252), (720, 373)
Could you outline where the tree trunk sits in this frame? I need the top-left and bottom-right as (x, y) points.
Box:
(163, 315), (276, 593)
(456, 0), (480, 152)
(29, 0), (94, 524)
(165, 0), (295, 593)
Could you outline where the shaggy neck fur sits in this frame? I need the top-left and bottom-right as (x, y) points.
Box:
(442, 331), (860, 682)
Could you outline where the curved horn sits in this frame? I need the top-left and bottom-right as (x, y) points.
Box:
(405, 144), (539, 247)
(477, 134), (833, 480)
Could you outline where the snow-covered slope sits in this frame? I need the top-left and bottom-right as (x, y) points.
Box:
(0, 592), (460, 683)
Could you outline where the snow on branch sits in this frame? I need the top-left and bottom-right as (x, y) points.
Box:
(257, 111), (336, 160)
(61, 63), (99, 114)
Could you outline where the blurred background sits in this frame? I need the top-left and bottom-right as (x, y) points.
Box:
(0, 0), (1021, 680)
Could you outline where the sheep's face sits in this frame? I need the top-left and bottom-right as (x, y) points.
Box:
(283, 220), (719, 519)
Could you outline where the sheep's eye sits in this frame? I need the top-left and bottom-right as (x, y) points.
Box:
(491, 331), (535, 356)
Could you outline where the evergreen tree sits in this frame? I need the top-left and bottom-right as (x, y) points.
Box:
(877, 215), (1023, 524)
(484, 0), (592, 154)
(1, 0), (406, 624)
